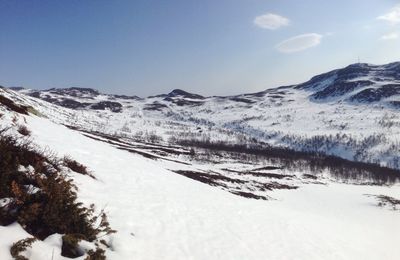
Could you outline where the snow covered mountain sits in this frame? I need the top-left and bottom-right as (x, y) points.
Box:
(1, 62), (400, 259)
(12, 62), (400, 169)
(297, 62), (400, 103)
(19, 62), (400, 109)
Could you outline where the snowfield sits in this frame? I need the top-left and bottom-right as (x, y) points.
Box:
(11, 62), (400, 169)
(1, 62), (400, 259)
(1, 114), (399, 259)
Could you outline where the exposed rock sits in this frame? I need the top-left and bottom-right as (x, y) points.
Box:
(90, 101), (123, 112)
(143, 102), (169, 111)
(350, 84), (400, 103)
(167, 89), (205, 100)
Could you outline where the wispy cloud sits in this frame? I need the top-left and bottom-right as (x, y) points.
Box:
(377, 4), (400, 25)
(381, 32), (399, 40)
(276, 33), (323, 53)
(254, 13), (290, 30)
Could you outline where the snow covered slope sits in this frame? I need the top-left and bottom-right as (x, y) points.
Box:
(10, 62), (400, 169)
(0, 101), (400, 259)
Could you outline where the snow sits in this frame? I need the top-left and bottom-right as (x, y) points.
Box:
(0, 114), (397, 259)
(0, 224), (68, 260)
(5, 79), (400, 169)
(2, 64), (400, 259)
(10, 80), (400, 169)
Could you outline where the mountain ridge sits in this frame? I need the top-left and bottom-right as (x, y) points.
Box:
(10, 61), (400, 111)
(2, 61), (400, 170)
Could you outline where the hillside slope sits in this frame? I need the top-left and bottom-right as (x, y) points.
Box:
(1, 84), (400, 259)
(8, 62), (400, 169)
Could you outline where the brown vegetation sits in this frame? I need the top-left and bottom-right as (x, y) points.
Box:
(0, 131), (114, 258)
(17, 125), (31, 136)
(367, 194), (400, 210)
(10, 237), (37, 260)
(63, 156), (95, 178)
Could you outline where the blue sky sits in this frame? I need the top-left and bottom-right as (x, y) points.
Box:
(1, 0), (400, 96)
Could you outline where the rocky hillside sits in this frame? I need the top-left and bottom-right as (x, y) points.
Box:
(3, 62), (400, 169)
(18, 62), (400, 111)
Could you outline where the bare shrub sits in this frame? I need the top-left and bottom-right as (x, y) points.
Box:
(173, 137), (400, 185)
(17, 125), (31, 136)
(85, 248), (106, 260)
(366, 194), (400, 210)
(63, 156), (94, 178)
(62, 234), (85, 258)
(145, 131), (163, 143)
(0, 133), (114, 258)
(10, 237), (37, 260)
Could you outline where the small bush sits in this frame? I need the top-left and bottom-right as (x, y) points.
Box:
(0, 132), (115, 258)
(64, 156), (94, 178)
(85, 248), (106, 260)
(62, 234), (85, 258)
(10, 237), (37, 260)
(374, 195), (400, 210)
(17, 125), (31, 136)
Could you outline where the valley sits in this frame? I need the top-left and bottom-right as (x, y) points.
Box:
(1, 62), (400, 259)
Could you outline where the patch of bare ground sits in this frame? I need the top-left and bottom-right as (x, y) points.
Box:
(0, 94), (30, 115)
(222, 168), (295, 179)
(229, 191), (269, 200)
(172, 170), (297, 200)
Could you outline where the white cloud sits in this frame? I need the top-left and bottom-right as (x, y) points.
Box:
(377, 4), (400, 25)
(276, 33), (323, 53)
(254, 13), (290, 30)
(381, 32), (399, 40)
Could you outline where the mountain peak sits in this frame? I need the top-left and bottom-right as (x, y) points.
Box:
(167, 89), (205, 99)
(293, 61), (400, 102)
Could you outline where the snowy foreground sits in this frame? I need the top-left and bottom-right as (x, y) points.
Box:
(1, 114), (399, 260)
